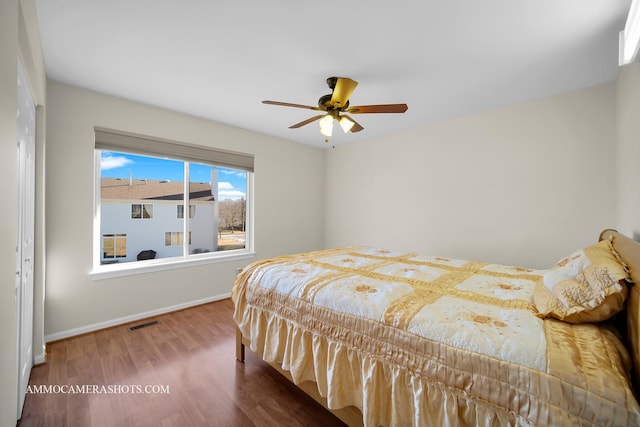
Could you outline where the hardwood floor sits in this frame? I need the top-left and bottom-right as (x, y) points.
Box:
(18, 299), (346, 427)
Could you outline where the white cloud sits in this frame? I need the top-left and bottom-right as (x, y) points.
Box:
(219, 169), (245, 178)
(218, 181), (247, 200)
(219, 190), (246, 200)
(217, 181), (245, 200)
(101, 154), (132, 170)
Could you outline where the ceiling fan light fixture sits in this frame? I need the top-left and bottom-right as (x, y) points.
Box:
(262, 76), (408, 137)
(339, 116), (355, 133)
(319, 114), (333, 137)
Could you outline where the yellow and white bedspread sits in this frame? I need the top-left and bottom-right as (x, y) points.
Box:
(232, 247), (640, 426)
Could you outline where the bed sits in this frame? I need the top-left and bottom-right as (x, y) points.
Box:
(233, 230), (640, 426)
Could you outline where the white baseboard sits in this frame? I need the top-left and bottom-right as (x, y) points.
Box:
(44, 293), (231, 343)
(33, 344), (46, 365)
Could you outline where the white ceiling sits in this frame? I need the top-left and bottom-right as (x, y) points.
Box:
(34, 0), (631, 148)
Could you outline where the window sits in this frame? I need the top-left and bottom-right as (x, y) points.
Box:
(165, 231), (191, 246)
(103, 234), (127, 259)
(177, 205), (196, 219)
(93, 128), (254, 276)
(132, 204), (153, 219)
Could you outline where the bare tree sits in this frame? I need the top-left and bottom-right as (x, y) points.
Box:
(219, 198), (246, 232)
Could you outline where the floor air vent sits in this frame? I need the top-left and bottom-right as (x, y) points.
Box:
(128, 320), (159, 331)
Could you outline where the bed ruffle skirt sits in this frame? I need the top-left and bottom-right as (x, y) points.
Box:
(238, 305), (539, 427)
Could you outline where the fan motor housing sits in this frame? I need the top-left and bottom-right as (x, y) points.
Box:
(318, 94), (332, 108)
(318, 93), (348, 110)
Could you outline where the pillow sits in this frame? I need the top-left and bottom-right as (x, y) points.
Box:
(534, 239), (630, 323)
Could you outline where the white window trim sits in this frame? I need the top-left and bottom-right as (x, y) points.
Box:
(89, 250), (256, 280)
(91, 151), (255, 280)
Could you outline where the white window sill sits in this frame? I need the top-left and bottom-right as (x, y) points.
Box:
(90, 250), (256, 280)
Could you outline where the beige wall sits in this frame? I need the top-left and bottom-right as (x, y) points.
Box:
(44, 82), (325, 338)
(325, 83), (617, 269)
(616, 62), (640, 238)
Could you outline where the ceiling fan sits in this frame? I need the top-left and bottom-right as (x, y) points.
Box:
(262, 77), (408, 140)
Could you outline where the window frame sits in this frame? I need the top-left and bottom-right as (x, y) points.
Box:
(165, 231), (192, 246)
(102, 233), (127, 259)
(177, 204), (196, 219)
(131, 203), (153, 219)
(91, 148), (255, 280)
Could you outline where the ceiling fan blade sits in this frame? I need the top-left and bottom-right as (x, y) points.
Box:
(330, 78), (358, 108)
(263, 100), (323, 111)
(346, 104), (408, 114)
(289, 114), (326, 129)
(342, 115), (364, 133)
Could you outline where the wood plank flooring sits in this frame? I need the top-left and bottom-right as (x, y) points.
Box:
(18, 299), (346, 427)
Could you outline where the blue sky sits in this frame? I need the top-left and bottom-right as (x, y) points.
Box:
(101, 151), (246, 200)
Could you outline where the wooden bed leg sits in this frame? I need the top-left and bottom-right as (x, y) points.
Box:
(236, 327), (245, 362)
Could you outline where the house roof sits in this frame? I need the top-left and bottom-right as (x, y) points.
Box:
(101, 178), (214, 202)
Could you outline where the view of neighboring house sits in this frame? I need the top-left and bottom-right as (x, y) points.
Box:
(100, 174), (218, 264)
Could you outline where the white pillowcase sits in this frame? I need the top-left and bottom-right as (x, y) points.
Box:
(543, 249), (592, 290)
